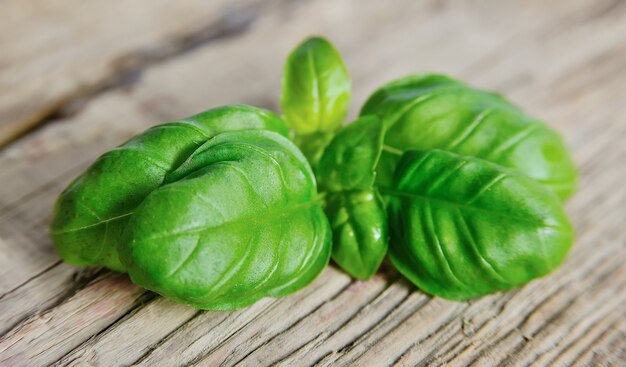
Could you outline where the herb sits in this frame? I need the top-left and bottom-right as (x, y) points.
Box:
(120, 130), (330, 309)
(52, 37), (577, 307)
(317, 116), (388, 279)
(281, 36), (351, 166)
(51, 105), (289, 271)
(52, 106), (331, 310)
(385, 149), (573, 299)
(284, 39), (576, 298)
(361, 74), (578, 200)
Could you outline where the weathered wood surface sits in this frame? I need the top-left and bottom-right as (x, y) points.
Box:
(0, 0), (263, 147)
(0, 0), (624, 365)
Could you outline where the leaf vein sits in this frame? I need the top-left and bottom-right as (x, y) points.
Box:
(426, 160), (469, 195)
(466, 173), (507, 205)
(167, 232), (202, 278)
(135, 201), (318, 243)
(488, 122), (542, 157)
(108, 146), (171, 172)
(213, 161), (270, 209)
(381, 187), (560, 229)
(446, 107), (496, 150)
(207, 231), (258, 298)
(308, 48), (324, 128)
(456, 209), (510, 284)
(51, 212), (133, 234)
(396, 151), (434, 188)
(423, 202), (467, 287)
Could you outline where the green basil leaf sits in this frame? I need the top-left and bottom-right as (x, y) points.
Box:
(292, 131), (336, 170)
(317, 115), (388, 279)
(385, 149), (574, 300)
(317, 115), (384, 192)
(50, 105), (288, 271)
(119, 130), (331, 310)
(325, 190), (387, 279)
(361, 74), (577, 200)
(281, 36), (351, 136)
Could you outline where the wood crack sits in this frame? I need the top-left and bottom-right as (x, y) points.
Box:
(49, 291), (156, 366)
(0, 267), (105, 339)
(260, 275), (403, 365)
(128, 309), (205, 366)
(337, 296), (432, 365)
(214, 280), (355, 366)
(0, 261), (63, 302)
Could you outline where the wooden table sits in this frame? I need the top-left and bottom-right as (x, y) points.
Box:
(1, 1), (624, 365)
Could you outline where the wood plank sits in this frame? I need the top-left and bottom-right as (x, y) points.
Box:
(0, 262), (83, 335)
(0, 0), (625, 365)
(3, 0), (614, 296)
(0, 273), (146, 367)
(52, 298), (198, 367)
(0, 0), (267, 147)
(134, 268), (350, 367)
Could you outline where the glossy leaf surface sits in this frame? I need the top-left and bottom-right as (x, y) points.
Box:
(281, 36), (351, 136)
(318, 115), (384, 192)
(386, 149), (574, 300)
(293, 131), (335, 169)
(120, 130), (331, 309)
(318, 116), (388, 279)
(361, 74), (577, 200)
(50, 105), (288, 271)
(325, 190), (387, 279)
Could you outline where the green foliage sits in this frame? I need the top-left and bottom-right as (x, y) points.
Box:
(361, 74), (578, 200)
(318, 116), (384, 192)
(317, 116), (388, 279)
(51, 105), (289, 272)
(281, 36), (351, 165)
(120, 130), (330, 309)
(385, 150), (573, 299)
(52, 37), (579, 308)
(51, 106), (330, 309)
(324, 190), (387, 280)
(281, 36), (350, 135)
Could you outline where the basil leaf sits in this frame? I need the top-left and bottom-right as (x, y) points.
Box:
(281, 36), (351, 136)
(50, 105), (288, 271)
(317, 115), (384, 192)
(325, 190), (387, 279)
(120, 130), (331, 310)
(361, 74), (577, 200)
(292, 131), (336, 170)
(385, 149), (573, 300)
(317, 116), (388, 279)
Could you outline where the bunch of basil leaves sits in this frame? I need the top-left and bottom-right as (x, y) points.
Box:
(51, 37), (576, 309)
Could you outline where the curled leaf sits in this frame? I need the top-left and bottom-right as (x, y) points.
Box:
(120, 130), (331, 309)
(50, 105), (288, 271)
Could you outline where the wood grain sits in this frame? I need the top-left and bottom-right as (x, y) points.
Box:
(0, 0), (624, 366)
(0, 0), (266, 147)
